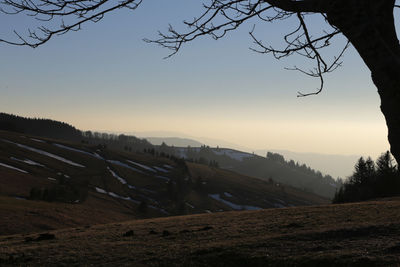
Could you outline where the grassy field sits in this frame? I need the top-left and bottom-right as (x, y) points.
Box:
(1, 198), (400, 266)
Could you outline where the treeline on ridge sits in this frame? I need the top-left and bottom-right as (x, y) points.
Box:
(155, 144), (341, 199)
(0, 112), (153, 152)
(333, 151), (400, 203)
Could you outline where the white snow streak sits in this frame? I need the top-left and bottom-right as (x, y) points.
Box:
(107, 160), (144, 174)
(224, 192), (233, 197)
(148, 205), (169, 214)
(107, 167), (127, 184)
(30, 138), (45, 143)
(1, 139), (85, 167)
(11, 157), (44, 167)
(0, 162), (28, 173)
(163, 164), (173, 169)
(126, 160), (156, 172)
(212, 149), (254, 161)
(94, 187), (140, 204)
(185, 202), (195, 209)
(209, 194), (262, 211)
(54, 143), (104, 159)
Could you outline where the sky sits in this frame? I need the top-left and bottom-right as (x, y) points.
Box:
(0, 0), (393, 158)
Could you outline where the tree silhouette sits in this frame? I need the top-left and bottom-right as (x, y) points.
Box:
(333, 151), (400, 203)
(2, 1), (400, 164)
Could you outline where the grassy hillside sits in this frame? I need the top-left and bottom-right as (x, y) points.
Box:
(1, 198), (400, 266)
(165, 146), (340, 198)
(0, 112), (337, 199)
(0, 130), (327, 235)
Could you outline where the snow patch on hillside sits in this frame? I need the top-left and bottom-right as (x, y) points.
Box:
(30, 138), (45, 143)
(148, 205), (169, 214)
(185, 202), (195, 209)
(126, 160), (157, 172)
(209, 194), (262, 211)
(54, 143), (104, 159)
(0, 162), (28, 173)
(107, 167), (127, 184)
(163, 164), (173, 169)
(1, 139), (85, 167)
(224, 192), (233, 197)
(212, 149), (254, 161)
(107, 160), (144, 174)
(94, 187), (140, 204)
(11, 157), (44, 167)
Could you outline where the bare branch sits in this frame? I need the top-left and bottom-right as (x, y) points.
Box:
(0, 0), (143, 47)
(1, 0), (351, 97)
(144, 0), (350, 96)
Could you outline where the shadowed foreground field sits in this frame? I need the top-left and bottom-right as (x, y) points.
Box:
(2, 198), (400, 266)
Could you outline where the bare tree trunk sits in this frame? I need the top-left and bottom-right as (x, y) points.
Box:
(327, 0), (400, 163)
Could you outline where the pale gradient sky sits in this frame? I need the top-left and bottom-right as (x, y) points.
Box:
(0, 0), (393, 157)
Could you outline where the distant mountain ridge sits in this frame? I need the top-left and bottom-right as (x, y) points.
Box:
(146, 137), (203, 147)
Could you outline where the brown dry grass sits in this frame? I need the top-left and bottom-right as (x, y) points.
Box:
(0, 194), (139, 235)
(2, 198), (400, 266)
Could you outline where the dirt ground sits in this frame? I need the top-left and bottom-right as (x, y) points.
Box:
(1, 198), (400, 266)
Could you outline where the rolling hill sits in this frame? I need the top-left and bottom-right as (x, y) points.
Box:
(161, 146), (340, 199)
(1, 112), (341, 200)
(0, 130), (328, 235)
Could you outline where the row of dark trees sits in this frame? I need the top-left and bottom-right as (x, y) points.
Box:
(267, 152), (339, 186)
(29, 177), (89, 203)
(0, 112), (82, 141)
(0, 112), (154, 153)
(82, 131), (153, 153)
(333, 151), (399, 203)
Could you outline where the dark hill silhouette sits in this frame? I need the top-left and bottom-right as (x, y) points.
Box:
(0, 112), (153, 152)
(0, 113), (81, 141)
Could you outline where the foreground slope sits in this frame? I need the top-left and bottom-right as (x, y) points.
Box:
(1, 198), (400, 266)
